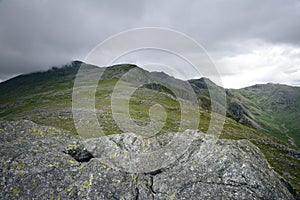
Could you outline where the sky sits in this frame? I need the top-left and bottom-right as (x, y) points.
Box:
(0, 0), (300, 88)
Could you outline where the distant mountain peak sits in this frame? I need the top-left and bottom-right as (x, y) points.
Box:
(188, 77), (218, 89)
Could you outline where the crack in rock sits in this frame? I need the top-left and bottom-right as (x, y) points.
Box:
(0, 120), (296, 200)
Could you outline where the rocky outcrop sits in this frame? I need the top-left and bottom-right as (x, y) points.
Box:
(0, 120), (295, 199)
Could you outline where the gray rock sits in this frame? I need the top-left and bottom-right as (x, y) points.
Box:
(0, 120), (295, 199)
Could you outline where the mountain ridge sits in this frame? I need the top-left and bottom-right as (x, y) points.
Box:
(0, 61), (299, 198)
(1, 60), (299, 146)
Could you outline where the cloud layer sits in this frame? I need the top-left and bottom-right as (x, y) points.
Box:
(0, 0), (299, 88)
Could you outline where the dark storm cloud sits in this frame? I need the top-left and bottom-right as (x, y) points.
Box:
(0, 0), (147, 79)
(0, 0), (300, 86)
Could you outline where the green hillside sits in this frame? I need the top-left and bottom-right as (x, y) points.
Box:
(228, 84), (300, 147)
(0, 61), (299, 197)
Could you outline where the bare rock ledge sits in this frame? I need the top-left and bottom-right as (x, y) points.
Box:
(0, 120), (295, 199)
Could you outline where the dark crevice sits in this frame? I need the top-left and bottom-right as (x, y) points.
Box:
(134, 187), (139, 200)
(148, 176), (156, 195)
(63, 145), (94, 162)
(148, 169), (162, 176)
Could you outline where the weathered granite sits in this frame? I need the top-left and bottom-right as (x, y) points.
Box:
(0, 120), (295, 199)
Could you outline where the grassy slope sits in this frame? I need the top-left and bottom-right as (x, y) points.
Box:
(229, 84), (300, 147)
(0, 63), (299, 196)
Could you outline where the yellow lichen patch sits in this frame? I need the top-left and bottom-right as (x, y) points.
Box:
(89, 174), (94, 181)
(49, 128), (60, 134)
(103, 164), (109, 171)
(18, 171), (24, 176)
(12, 188), (20, 196)
(137, 135), (143, 140)
(82, 181), (89, 188)
(208, 153), (214, 157)
(112, 178), (119, 183)
(37, 131), (44, 136)
(98, 173), (102, 177)
(169, 193), (176, 199)
(67, 144), (78, 151)
(29, 127), (37, 133)
(69, 160), (75, 165)
(18, 164), (25, 169)
(78, 165), (84, 171)
(66, 187), (73, 193)
(31, 127), (44, 137)
(109, 153), (117, 159)
(33, 149), (41, 153)
(50, 195), (60, 200)
(54, 163), (59, 168)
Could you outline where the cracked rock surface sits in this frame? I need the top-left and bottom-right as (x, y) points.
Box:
(0, 120), (295, 199)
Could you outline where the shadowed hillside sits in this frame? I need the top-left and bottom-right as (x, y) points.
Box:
(228, 84), (300, 147)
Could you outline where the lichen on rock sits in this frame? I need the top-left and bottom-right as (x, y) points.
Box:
(0, 120), (295, 199)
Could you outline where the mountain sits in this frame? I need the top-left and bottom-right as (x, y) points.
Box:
(227, 83), (300, 147)
(0, 61), (299, 198)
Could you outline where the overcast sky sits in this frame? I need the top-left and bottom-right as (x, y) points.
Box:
(0, 0), (300, 88)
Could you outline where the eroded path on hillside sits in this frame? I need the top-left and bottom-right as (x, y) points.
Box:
(282, 124), (296, 147)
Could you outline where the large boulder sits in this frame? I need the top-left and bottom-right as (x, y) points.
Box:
(0, 120), (295, 199)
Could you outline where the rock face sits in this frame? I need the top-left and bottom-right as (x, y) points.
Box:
(0, 120), (295, 199)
